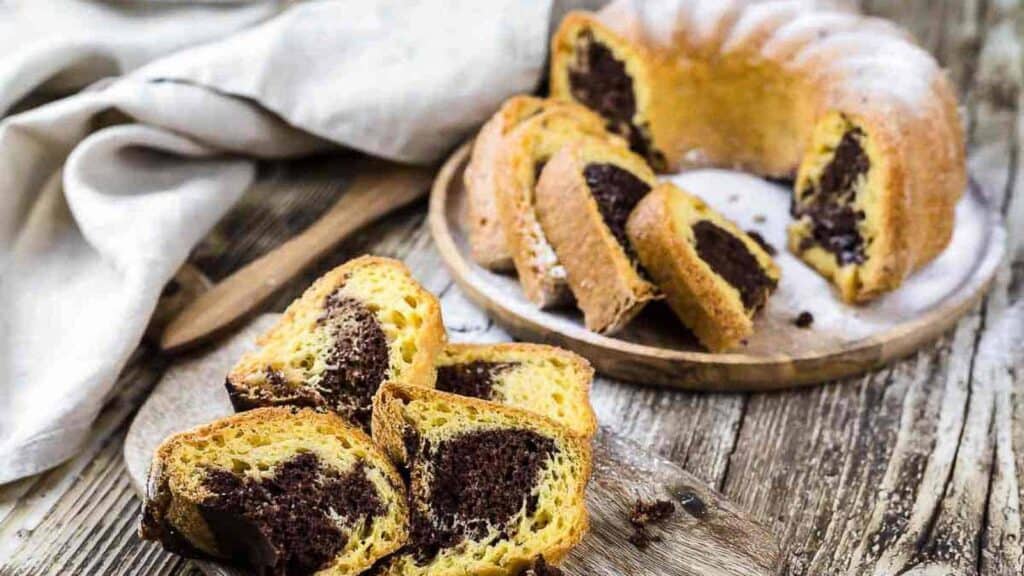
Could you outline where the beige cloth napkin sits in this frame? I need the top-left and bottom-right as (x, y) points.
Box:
(0, 0), (581, 483)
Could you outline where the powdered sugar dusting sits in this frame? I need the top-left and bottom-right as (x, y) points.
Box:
(977, 301), (1024, 370)
(667, 169), (994, 347)
(720, 1), (806, 55)
(448, 160), (999, 361)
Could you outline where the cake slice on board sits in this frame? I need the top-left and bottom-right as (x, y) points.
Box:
(224, 256), (445, 430)
(140, 407), (409, 576)
(434, 342), (597, 438)
(370, 383), (591, 576)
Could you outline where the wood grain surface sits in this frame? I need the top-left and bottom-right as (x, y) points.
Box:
(125, 315), (780, 576)
(160, 159), (433, 354)
(430, 142), (1005, 390)
(1, 2), (1022, 575)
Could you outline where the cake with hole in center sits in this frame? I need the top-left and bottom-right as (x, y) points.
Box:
(370, 383), (591, 575)
(535, 137), (659, 334)
(434, 342), (597, 438)
(140, 407), (409, 576)
(627, 183), (780, 351)
(225, 256), (445, 430)
(549, 0), (965, 302)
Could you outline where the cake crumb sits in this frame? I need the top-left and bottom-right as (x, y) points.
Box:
(753, 214), (767, 223)
(746, 230), (777, 255)
(628, 498), (676, 549)
(794, 311), (814, 328)
(522, 555), (563, 575)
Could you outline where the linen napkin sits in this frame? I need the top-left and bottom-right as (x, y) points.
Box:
(0, 0), (592, 483)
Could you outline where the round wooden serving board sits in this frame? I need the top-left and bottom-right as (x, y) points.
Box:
(429, 142), (1006, 390)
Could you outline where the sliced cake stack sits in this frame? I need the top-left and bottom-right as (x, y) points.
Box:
(142, 256), (597, 576)
(466, 95), (781, 351)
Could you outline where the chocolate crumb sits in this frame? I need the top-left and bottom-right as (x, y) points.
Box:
(794, 311), (815, 328)
(746, 230), (777, 256)
(522, 555), (563, 576)
(676, 491), (707, 519)
(627, 498), (675, 549)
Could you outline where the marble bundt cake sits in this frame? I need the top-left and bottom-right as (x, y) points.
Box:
(464, 95), (558, 272)
(141, 407), (408, 576)
(535, 137), (659, 334)
(435, 343), (597, 438)
(549, 0), (965, 302)
(627, 183), (780, 351)
(370, 383), (591, 575)
(225, 256), (445, 430)
(493, 102), (626, 308)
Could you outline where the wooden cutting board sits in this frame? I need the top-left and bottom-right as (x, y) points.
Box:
(124, 314), (780, 576)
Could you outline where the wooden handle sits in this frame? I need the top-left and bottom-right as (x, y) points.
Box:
(159, 162), (433, 353)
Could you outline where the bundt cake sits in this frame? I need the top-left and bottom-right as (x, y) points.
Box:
(225, 256), (445, 430)
(535, 137), (659, 334)
(370, 383), (591, 575)
(140, 407), (409, 576)
(627, 183), (780, 351)
(549, 0), (965, 302)
(435, 342), (597, 438)
(493, 102), (626, 308)
(464, 95), (556, 272)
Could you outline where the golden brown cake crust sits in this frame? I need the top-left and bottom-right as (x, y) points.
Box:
(141, 407), (409, 576)
(535, 139), (659, 334)
(627, 184), (779, 352)
(549, 2), (966, 302)
(465, 95), (548, 271)
(492, 104), (622, 309)
(370, 383), (591, 575)
(225, 255), (445, 427)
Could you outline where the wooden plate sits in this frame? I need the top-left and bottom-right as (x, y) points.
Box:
(429, 142), (1006, 390)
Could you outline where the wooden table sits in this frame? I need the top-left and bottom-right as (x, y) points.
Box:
(2, 2), (1022, 574)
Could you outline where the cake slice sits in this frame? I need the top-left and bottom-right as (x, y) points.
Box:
(535, 137), (659, 334)
(140, 407), (409, 576)
(494, 103), (624, 308)
(434, 343), (597, 438)
(626, 183), (780, 352)
(464, 95), (550, 272)
(370, 383), (591, 575)
(225, 256), (445, 430)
